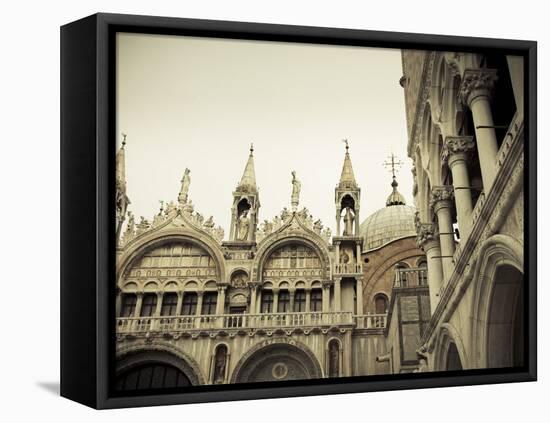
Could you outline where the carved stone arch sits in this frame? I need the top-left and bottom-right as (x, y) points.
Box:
(117, 229), (226, 284)
(162, 279), (180, 291)
(470, 234), (524, 369)
(433, 322), (469, 371)
(252, 235), (331, 282)
(230, 338), (323, 383)
(116, 341), (206, 385)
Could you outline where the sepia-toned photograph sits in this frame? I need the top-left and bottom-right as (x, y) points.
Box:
(114, 33), (525, 392)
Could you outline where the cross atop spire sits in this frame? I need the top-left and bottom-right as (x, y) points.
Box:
(237, 143), (257, 193)
(338, 139), (357, 188)
(383, 152), (404, 179)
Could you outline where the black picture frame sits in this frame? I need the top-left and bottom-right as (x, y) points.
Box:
(60, 12), (537, 409)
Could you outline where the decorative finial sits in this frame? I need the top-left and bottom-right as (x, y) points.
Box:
(342, 139), (349, 152)
(250, 143), (254, 155)
(121, 133), (127, 148)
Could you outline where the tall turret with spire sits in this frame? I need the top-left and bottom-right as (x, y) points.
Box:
(228, 144), (260, 243)
(116, 133), (131, 240)
(335, 139), (361, 237)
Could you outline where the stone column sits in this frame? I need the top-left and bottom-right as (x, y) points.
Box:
(322, 282), (331, 312)
(216, 285), (226, 315)
(176, 291), (183, 316)
(248, 283), (257, 314)
(134, 292), (144, 317)
(356, 278), (364, 315)
(334, 277), (342, 312)
(115, 288), (122, 317)
(460, 68), (499, 191)
(417, 224), (444, 312)
(305, 288), (311, 312)
(196, 291), (204, 315)
(335, 242), (340, 265)
(289, 288), (295, 312)
(335, 209), (341, 236)
(430, 186), (456, 282)
(154, 292), (163, 317)
(272, 288), (279, 313)
(442, 136), (475, 237)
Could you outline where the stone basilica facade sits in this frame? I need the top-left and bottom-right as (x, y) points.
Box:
(113, 48), (524, 391)
(114, 138), (427, 390)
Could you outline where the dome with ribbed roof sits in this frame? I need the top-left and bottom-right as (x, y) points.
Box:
(360, 176), (416, 251)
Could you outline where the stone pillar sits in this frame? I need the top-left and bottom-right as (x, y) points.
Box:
(430, 186), (456, 282)
(289, 289), (295, 312)
(356, 278), (364, 315)
(272, 289), (279, 313)
(506, 56), (524, 116)
(257, 289), (262, 313)
(305, 288), (311, 312)
(322, 282), (330, 312)
(115, 288), (122, 317)
(335, 242), (341, 266)
(216, 285), (226, 315)
(417, 224), (444, 312)
(460, 68), (499, 191)
(176, 291), (183, 316)
(334, 278), (342, 312)
(196, 291), (204, 315)
(336, 209), (341, 237)
(154, 292), (163, 317)
(134, 292), (144, 317)
(249, 283), (257, 314)
(442, 136), (475, 237)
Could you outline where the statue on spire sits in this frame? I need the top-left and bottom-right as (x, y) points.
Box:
(178, 168), (191, 205)
(291, 170), (301, 211)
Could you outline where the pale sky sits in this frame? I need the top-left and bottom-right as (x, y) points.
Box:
(116, 33), (412, 236)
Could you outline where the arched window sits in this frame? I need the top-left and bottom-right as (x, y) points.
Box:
(278, 290), (290, 312)
(116, 363), (191, 391)
(160, 293), (178, 316)
(181, 292), (198, 315)
(261, 290), (273, 313)
(294, 290), (306, 312)
(120, 293), (137, 317)
(310, 289), (322, 312)
(140, 294), (157, 317)
(374, 293), (389, 314)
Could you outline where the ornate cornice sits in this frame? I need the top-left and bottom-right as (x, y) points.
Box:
(459, 68), (498, 106)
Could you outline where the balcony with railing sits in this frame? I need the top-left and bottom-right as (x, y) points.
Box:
(333, 262), (363, 276)
(394, 267), (428, 288)
(116, 311), (387, 335)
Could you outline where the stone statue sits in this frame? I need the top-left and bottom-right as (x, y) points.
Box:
(291, 171), (301, 211)
(204, 215), (215, 230)
(182, 199), (194, 215)
(213, 226), (224, 242)
(237, 210), (250, 241)
(281, 207), (290, 221)
(262, 219), (273, 234)
(313, 219), (323, 234)
(178, 168), (191, 205)
(343, 206), (355, 236)
(329, 341), (339, 377)
(195, 212), (204, 225)
(213, 347), (227, 384)
(165, 200), (176, 215)
(126, 211), (135, 232)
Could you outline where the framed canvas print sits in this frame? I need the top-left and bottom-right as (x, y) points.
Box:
(60, 13), (537, 409)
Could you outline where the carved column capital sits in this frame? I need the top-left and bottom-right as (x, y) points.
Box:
(429, 186), (455, 214)
(322, 280), (333, 289)
(459, 68), (498, 107)
(416, 223), (440, 250)
(441, 136), (475, 165)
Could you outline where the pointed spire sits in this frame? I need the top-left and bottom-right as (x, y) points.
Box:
(237, 143), (257, 192)
(338, 139), (357, 188)
(116, 133), (127, 184)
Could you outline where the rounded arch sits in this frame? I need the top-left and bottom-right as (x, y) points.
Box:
(116, 342), (206, 386)
(433, 323), (469, 371)
(230, 338), (323, 383)
(252, 235), (331, 282)
(373, 292), (390, 314)
(471, 234), (524, 369)
(117, 229), (226, 283)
